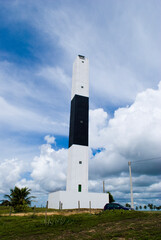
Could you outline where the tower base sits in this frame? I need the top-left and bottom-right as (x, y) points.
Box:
(48, 191), (109, 209)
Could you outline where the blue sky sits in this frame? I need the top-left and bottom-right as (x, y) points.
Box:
(0, 0), (161, 207)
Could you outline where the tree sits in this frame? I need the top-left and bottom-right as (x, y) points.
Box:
(0, 200), (11, 206)
(148, 203), (153, 211)
(139, 205), (142, 210)
(107, 192), (115, 203)
(4, 186), (35, 212)
(144, 205), (147, 210)
(125, 203), (131, 208)
(136, 206), (138, 210)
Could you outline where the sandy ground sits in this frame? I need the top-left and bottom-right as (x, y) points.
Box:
(1, 209), (102, 216)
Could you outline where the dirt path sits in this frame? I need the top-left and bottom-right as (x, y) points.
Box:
(1, 209), (101, 216)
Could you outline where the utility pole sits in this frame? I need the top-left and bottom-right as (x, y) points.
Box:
(103, 180), (105, 193)
(128, 161), (134, 208)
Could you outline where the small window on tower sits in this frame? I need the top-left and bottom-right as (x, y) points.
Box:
(78, 184), (82, 192)
(81, 86), (84, 88)
(79, 161), (82, 164)
(82, 61), (84, 63)
(78, 55), (85, 59)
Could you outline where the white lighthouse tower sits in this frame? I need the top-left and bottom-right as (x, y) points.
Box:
(67, 55), (89, 193)
(48, 55), (109, 209)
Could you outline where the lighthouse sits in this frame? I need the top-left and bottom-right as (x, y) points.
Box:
(48, 55), (109, 209)
(67, 55), (89, 193)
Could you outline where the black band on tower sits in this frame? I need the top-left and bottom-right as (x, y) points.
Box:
(69, 94), (89, 148)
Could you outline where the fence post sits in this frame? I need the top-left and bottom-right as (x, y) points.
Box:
(128, 161), (134, 209)
(45, 201), (48, 224)
(78, 201), (80, 210)
(34, 205), (36, 215)
(9, 206), (12, 216)
(89, 201), (91, 214)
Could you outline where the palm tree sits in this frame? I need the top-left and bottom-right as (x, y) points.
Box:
(4, 186), (35, 212)
(0, 199), (11, 206)
(144, 205), (147, 210)
(139, 205), (142, 210)
(148, 203), (153, 211)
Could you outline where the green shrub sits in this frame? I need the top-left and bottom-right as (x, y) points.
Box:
(44, 215), (80, 226)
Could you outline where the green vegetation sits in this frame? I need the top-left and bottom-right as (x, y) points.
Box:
(0, 209), (161, 240)
(0, 206), (60, 215)
(1, 186), (35, 212)
(135, 204), (161, 211)
(125, 203), (131, 208)
(107, 191), (115, 203)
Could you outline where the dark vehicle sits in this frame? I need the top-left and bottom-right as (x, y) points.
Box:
(104, 203), (133, 211)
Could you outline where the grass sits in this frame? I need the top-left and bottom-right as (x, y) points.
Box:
(0, 206), (60, 215)
(0, 208), (161, 240)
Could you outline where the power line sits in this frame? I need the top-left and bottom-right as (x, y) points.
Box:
(131, 156), (161, 164)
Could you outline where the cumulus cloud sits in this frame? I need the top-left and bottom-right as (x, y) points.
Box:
(0, 158), (23, 194)
(0, 140), (68, 202)
(44, 135), (56, 144)
(31, 142), (68, 192)
(88, 82), (161, 205)
(89, 82), (161, 179)
(89, 108), (108, 149)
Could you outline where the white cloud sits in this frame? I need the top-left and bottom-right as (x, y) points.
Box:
(0, 140), (68, 201)
(44, 135), (55, 144)
(0, 158), (23, 194)
(33, 0), (161, 105)
(31, 143), (68, 192)
(88, 82), (161, 204)
(37, 66), (71, 91)
(16, 178), (41, 193)
(90, 81), (161, 155)
(89, 108), (108, 149)
(148, 181), (161, 193)
(0, 60), (69, 136)
(0, 95), (68, 135)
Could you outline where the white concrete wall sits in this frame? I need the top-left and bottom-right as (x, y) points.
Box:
(71, 56), (89, 100)
(48, 191), (61, 209)
(48, 191), (109, 209)
(66, 145), (88, 192)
